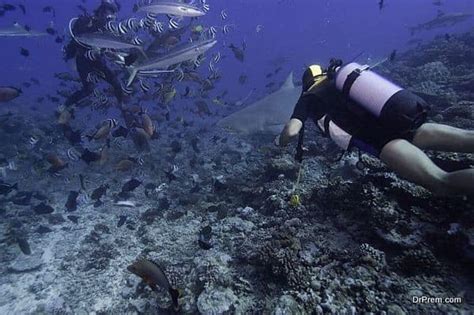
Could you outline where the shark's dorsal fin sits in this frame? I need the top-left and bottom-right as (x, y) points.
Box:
(280, 72), (295, 90)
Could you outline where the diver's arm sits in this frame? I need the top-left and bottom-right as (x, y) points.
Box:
(275, 118), (303, 146)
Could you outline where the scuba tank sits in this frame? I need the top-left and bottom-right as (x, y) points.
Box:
(333, 62), (428, 132)
(334, 62), (403, 118)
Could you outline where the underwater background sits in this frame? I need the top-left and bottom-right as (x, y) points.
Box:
(0, 0), (473, 313)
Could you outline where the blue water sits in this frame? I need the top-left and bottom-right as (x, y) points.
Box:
(1, 0), (472, 116)
(1, 0), (474, 313)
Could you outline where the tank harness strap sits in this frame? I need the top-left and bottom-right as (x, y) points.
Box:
(323, 115), (331, 137)
(341, 66), (370, 97)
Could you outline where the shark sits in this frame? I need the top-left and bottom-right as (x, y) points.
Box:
(126, 39), (217, 87)
(409, 11), (472, 34)
(217, 72), (300, 135)
(0, 22), (47, 37)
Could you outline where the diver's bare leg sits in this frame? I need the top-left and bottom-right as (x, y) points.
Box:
(412, 123), (474, 153)
(380, 139), (474, 196)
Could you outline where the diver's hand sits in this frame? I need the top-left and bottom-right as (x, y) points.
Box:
(274, 135), (282, 147)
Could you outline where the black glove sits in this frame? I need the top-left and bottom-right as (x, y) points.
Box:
(327, 58), (343, 79)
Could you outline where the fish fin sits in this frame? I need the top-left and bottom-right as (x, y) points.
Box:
(136, 47), (148, 60)
(169, 288), (181, 310)
(127, 68), (138, 87)
(280, 72), (295, 90)
(93, 200), (103, 207)
(149, 283), (159, 292)
(124, 54), (138, 66)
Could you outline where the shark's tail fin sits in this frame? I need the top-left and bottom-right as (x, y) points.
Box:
(136, 47), (148, 60)
(127, 68), (138, 87)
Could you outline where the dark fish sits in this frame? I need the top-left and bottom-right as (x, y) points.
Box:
(165, 170), (177, 182)
(67, 215), (79, 224)
(42, 6), (56, 17)
(65, 191), (79, 212)
(190, 138), (200, 153)
(444, 33), (451, 41)
(2, 4), (16, 11)
(18, 4), (25, 15)
(112, 125), (129, 138)
(0, 86), (21, 102)
(389, 49), (397, 62)
(16, 237), (31, 255)
(0, 182), (18, 195)
(127, 259), (180, 311)
(121, 179), (142, 194)
(274, 66), (283, 74)
(130, 128), (150, 152)
(378, 0), (384, 10)
(266, 73), (273, 78)
(20, 47), (29, 57)
(144, 183), (157, 198)
(91, 184), (109, 206)
(33, 203), (54, 214)
(32, 192), (48, 201)
(229, 43), (244, 62)
(61, 125), (82, 145)
(36, 225), (52, 234)
(55, 36), (64, 44)
(81, 149), (101, 164)
(22, 82), (31, 88)
(9, 191), (33, 206)
(117, 215), (127, 227)
(238, 74), (247, 85)
(170, 140), (182, 154)
(46, 153), (68, 173)
(79, 174), (86, 191)
(48, 96), (60, 103)
(265, 82), (275, 88)
(198, 225), (212, 250)
(46, 27), (56, 35)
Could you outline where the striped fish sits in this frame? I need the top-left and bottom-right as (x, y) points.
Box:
(208, 61), (215, 72)
(105, 21), (119, 34)
(67, 148), (80, 161)
(222, 24), (232, 35)
(104, 118), (118, 129)
(93, 88), (101, 98)
(87, 73), (100, 83)
(99, 95), (109, 105)
(152, 21), (164, 33)
(118, 20), (129, 34)
(133, 37), (144, 45)
(168, 18), (180, 30)
(208, 26), (217, 39)
(175, 68), (184, 82)
(220, 10), (227, 20)
(84, 50), (97, 61)
(121, 83), (134, 95)
(201, 0), (210, 13)
(29, 135), (39, 146)
(127, 18), (140, 32)
(139, 79), (150, 93)
(213, 51), (221, 64)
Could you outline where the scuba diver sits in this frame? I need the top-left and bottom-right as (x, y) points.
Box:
(63, 0), (124, 108)
(275, 59), (474, 197)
